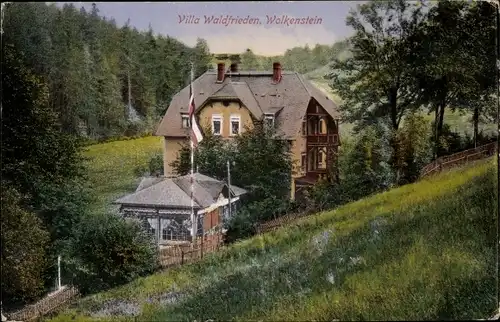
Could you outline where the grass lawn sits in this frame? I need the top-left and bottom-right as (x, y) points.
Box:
(83, 136), (163, 213)
(50, 157), (497, 321)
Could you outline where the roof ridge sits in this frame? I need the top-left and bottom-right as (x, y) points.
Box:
(114, 178), (202, 208)
(211, 82), (234, 95)
(172, 176), (204, 207)
(292, 72), (313, 134)
(295, 72), (312, 97)
(230, 82), (264, 118)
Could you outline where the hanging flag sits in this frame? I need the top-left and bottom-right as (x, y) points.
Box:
(188, 64), (201, 241)
(188, 80), (203, 146)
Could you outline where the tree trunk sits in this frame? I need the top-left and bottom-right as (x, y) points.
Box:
(434, 105), (439, 159)
(389, 87), (399, 131)
(435, 101), (446, 158)
(437, 102), (445, 139)
(127, 69), (131, 120)
(473, 106), (479, 148)
(388, 86), (401, 180)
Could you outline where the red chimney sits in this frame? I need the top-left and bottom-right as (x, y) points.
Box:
(273, 62), (282, 83)
(217, 63), (225, 82)
(230, 63), (238, 73)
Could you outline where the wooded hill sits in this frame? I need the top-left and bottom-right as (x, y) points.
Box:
(4, 2), (351, 142)
(4, 2), (212, 140)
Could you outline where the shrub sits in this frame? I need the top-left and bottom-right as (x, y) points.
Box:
(148, 153), (164, 176)
(1, 187), (50, 306)
(224, 197), (294, 243)
(305, 122), (397, 211)
(340, 123), (396, 202)
(134, 152), (164, 177)
(66, 214), (158, 295)
(462, 131), (497, 150)
(133, 164), (150, 178)
(395, 113), (433, 184)
(305, 179), (347, 212)
(430, 123), (464, 157)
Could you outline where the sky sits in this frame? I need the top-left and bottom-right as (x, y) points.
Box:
(61, 2), (358, 56)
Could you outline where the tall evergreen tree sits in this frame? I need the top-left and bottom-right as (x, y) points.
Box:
(240, 48), (261, 70)
(193, 38), (212, 78)
(2, 39), (91, 290)
(2, 2), (205, 138)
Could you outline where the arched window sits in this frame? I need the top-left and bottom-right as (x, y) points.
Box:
(318, 150), (324, 168)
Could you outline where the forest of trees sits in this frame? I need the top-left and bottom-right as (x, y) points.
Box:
(3, 2), (351, 143)
(327, 0), (497, 158)
(315, 0), (498, 208)
(2, 36), (158, 308)
(3, 2), (212, 141)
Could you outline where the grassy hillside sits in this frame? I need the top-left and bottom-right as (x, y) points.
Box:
(51, 157), (497, 321)
(83, 136), (162, 213)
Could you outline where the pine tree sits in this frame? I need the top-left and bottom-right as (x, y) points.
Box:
(2, 39), (90, 271)
(193, 38), (212, 78)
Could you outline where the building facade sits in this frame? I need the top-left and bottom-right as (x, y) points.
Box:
(114, 173), (246, 246)
(155, 62), (341, 200)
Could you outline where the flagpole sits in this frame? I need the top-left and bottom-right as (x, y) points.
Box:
(190, 62), (196, 243)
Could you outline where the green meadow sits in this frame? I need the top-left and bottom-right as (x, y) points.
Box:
(83, 136), (162, 213)
(50, 157), (497, 321)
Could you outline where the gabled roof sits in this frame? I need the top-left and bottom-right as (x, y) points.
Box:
(229, 184), (247, 197)
(172, 176), (222, 208)
(155, 68), (340, 139)
(230, 82), (263, 119)
(114, 173), (247, 210)
(211, 82), (239, 98)
(135, 177), (164, 192)
(115, 179), (197, 208)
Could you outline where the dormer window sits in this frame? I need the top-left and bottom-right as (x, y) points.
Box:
(264, 114), (275, 129)
(181, 114), (190, 128)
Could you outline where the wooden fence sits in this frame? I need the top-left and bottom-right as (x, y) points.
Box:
(4, 235), (225, 321)
(5, 286), (79, 321)
(420, 142), (497, 178)
(158, 233), (225, 268)
(256, 211), (312, 234)
(258, 142), (498, 235)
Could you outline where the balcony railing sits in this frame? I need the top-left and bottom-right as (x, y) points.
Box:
(306, 134), (339, 145)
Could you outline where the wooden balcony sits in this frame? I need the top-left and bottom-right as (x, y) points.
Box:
(308, 168), (327, 174)
(306, 134), (339, 145)
(295, 170), (328, 186)
(299, 166), (327, 174)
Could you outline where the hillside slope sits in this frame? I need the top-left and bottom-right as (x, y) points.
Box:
(51, 158), (497, 321)
(83, 136), (162, 213)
